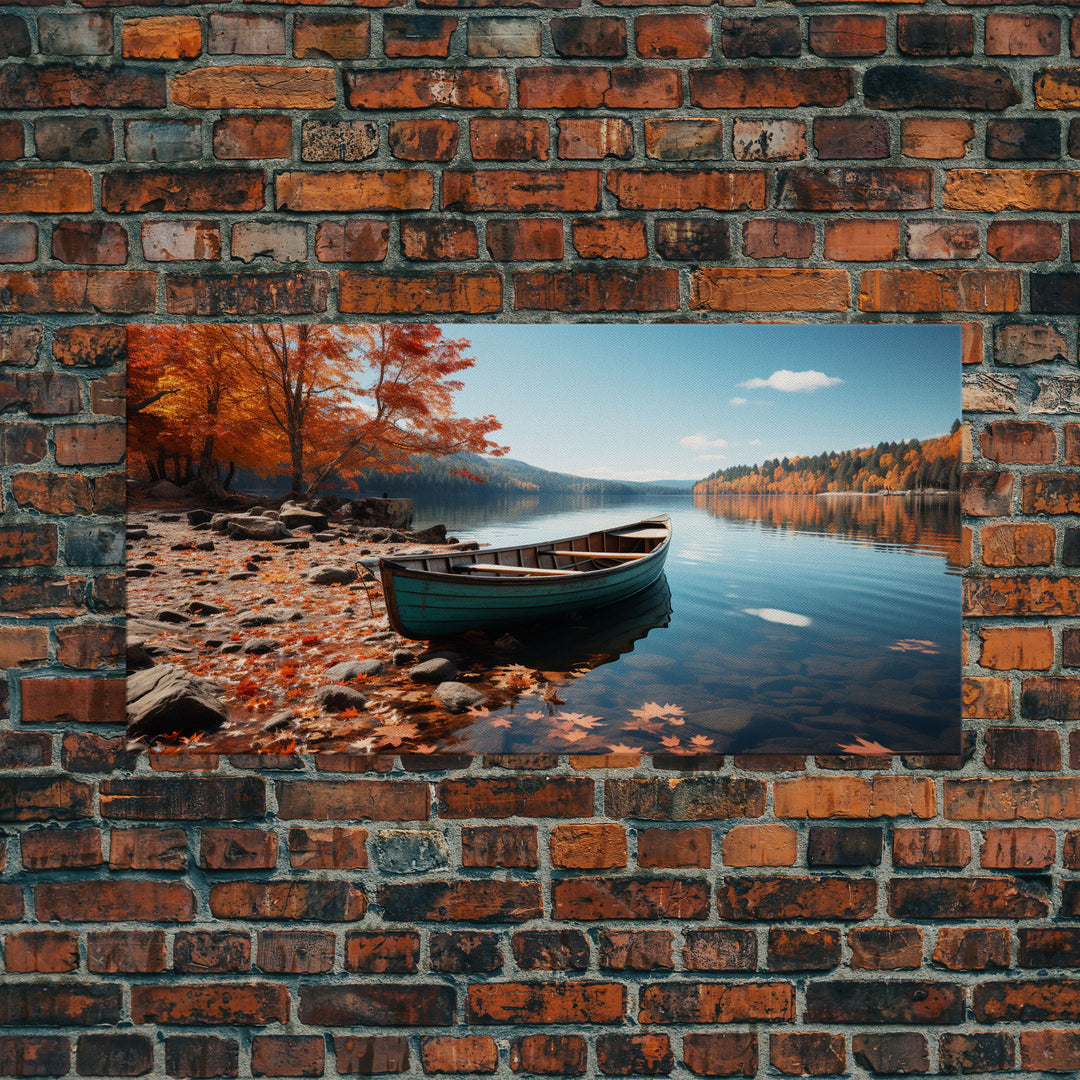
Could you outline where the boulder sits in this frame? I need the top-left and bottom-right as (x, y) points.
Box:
(309, 565), (358, 586)
(127, 663), (227, 739)
(346, 498), (414, 530)
(434, 681), (487, 713)
(313, 684), (367, 712)
(226, 517), (291, 541)
(279, 507), (329, 531)
(324, 659), (384, 682)
(186, 509), (214, 526)
(147, 480), (183, 499)
(409, 658), (457, 684)
(242, 638), (278, 654)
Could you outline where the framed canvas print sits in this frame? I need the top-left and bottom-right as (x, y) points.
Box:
(126, 321), (962, 757)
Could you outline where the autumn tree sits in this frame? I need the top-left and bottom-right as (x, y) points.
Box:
(128, 323), (507, 500)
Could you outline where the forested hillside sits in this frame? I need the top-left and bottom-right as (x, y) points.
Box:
(694, 423), (962, 496)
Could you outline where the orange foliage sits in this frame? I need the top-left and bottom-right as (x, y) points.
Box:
(128, 323), (507, 496)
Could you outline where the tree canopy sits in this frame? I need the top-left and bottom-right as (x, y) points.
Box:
(127, 323), (507, 497)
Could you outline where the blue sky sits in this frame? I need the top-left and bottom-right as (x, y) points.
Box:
(439, 323), (961, 483)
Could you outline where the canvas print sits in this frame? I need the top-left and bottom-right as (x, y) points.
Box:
(126, 322), (962, 757)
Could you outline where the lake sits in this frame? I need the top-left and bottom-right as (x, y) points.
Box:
(409, 491), (962, 756)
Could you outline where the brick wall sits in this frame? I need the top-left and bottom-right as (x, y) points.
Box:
(1, 0), (1079, 1076)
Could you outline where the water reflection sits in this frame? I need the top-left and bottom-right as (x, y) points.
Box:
(697, 492), (963, 568)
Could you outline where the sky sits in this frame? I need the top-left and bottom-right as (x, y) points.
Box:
(437, 323), (961, 483)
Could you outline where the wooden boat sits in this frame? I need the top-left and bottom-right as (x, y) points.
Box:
(378, 515), (671, 639)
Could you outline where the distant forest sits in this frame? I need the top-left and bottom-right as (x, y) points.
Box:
(243, 452), (691, 500)
(694, 422), (962, 496)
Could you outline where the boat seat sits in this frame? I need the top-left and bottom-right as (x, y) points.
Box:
(463, 563), (575, 576)
(545, 549), (645, 560)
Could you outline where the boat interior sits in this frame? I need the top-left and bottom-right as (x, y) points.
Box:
(390, 520), (670, 579)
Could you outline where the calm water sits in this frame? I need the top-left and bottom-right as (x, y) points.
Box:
(410, 492), (962, 756)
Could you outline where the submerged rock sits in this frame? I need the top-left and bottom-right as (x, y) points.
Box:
(313, 684), (367, 711)
(324, 659), (384, 682)
(409, 658), (457, 684)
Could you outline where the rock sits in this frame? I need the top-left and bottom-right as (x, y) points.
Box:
(238, 611), (279, 628)
(434, 681), (486, 713)
(273, 538), (309, 549)
(409, 524), (447, 544)
(126, 641), (155, 671)
(147, 480), (183, 499)
(242, 638), (278, 654)
(226, 517), (291, 542)
(156, 609), (189, 624)
(262, 710), (296, 733)
(186, 600), (225, 616)
(158, 513), (181, 523)
(279, 507), (329, 531)
(314, 531), (339, 543)
(346, 497), (414, 530)
(127, 663), (227, 739)
(186, 509), (214, 526)
(227, 571), (255, 581)
(313, 684), (367, 711)
(309, 565), (358, 586)
(410, 658), (457, 684)
(324, 659), (384, 681)
(392, 650), (418, 666)
(126, 526), (149, 541)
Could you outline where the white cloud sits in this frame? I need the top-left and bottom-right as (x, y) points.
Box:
(738, 369), (843, 393)
(729, 397), (748, 406)
(680, 433), (728, 451)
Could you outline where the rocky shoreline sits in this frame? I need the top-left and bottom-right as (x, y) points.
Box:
(126, 493), (502, 755)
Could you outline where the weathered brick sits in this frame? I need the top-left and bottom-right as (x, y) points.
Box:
(806, 982), (963, 1025)
(289, 826), (368, 869)
(125, 119), (201, 163)
(208, 13), (285, 56)
(906, 220), (979, 260)
(717, 877), (876, 921)
(314, 220), (388, 263)
(166, 272), (330, 316)
(553, 878), (707, 920)
(174, 931), (252, 974)
(470, 116), (548, 161)
(945, 169), (1080, 212)
(691, 68), (851, 108)
(599, 930), (673, 973)
(860, 269), (1020, 312)
(213, 115), (291, 160)
(0, 984), (121, 1027)
(4, 929), (78, 973)
(722, 823), (797, 866)
(743, 219), (814, 260)
(849, 927), (923, 970)
(132, 984), (289, 1026)
(636, 14), (710, 58)
(864, 66), (1020, 110)
(988, 118), (1060, 163)
(172, 66), (335, 109)
(37, 880), (196, 922)
(898, 14), (974, 57)
(682, 1034), (757, 1078)
(388, 118), (459, 161)
(979, 627), (1055, 670)
(519, 67), (678, 109)
(347, 68), (509, 109)
(0, 64), (165, 110)
(339, 271), (501, 314)
(939, 1032), (1014, 1073)
(123, 15), (201, 60)
(975, 980), (1080, 1022)
(557, 117), (631, 160)
(380, 880), (540, 922)
(515, 268), (676, 312)
(768, 929), (841, 973)
(551, 17), (626, 57)
(824, 219), (898, 261)
(809, 15), (885, 57)
(0, 222), (35, 263)
(639, 983), (793, 1025)
(256, 931), (335, 975)
(901, 118), (975, 160)
(461, 824), (538, 867)
(980, 523), (1056, 566)
(165, 1036), (239, 1079)
(769, 1033), (845, 1076)
(509, 1034), (586, 1075)
(301, 984), (455, 1027)
(142, 220), (222, 262)
(210, 880), (366, 921)
(251, 1036), (323, 1078)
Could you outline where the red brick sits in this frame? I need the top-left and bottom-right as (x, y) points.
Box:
(722, 824), (798, 866)
(103, 169), (264, 213)
(807, 981), (963, 1026)
(379, 880), (539, 923)
(332, 1036), (408, 1076)
(599, 930), (673, 972)
(683, 1034), (757, 1077)
(682, 929), (756, 972)
(717, 877), (876, 921)
(743, 220), (814, 260)
(133, 984), (289, 1027)
(461, 824), (538, 867)
(37, 880), (195, 923)
(980, 523), (1056, 566)
(988, 220), (1061, 262)
(165, 1036), (239, 1079)
(859, 269), (1021, 312)
(768, 929), (840, 973)
(388, 118), (459, 161)
(4, 930), (78, 973)
(974, 980), (1080, 1023)
(165, 271), (330, 316)
(20, 676), (124, 723)
(997, 324), (1069, 367)
(0, 64), (164, 110)
(635, 14), (710, 58)
(553, 878), (707, 920)
(174, 931), (251, 975)
(339, 270), (501, 314)
(314, 220), (387, 264)
(199, 828), (277, 870)
(637, 827), (711, 868)
(849, 927), (923, 970)
(939, 1033), (1014, 1073)
(213, 115), (291, 159)
(769, 1033), (845, 1076)
(572, 218), (646, 259)
(980, 421), (1056, 463)
(0, 1037), (70, 1077)
(693, 268), (849, 312)
(656, 219), (730, 261)
(402, 218), (478, 261)
(608, 170), (764, 211)
(823, 219), (898, 261)
(815, 117), (889, 160)
(986, 14), (1061, 56)
(551, 16), (626, 57)
(519, 67), (678, 110)
(468, 982), (625, 1025)
(516, 268), (677, 312)
(898, 14), (974, 57)
(470, 116), (548, 161)
(347, 68), (508, 109)
(171, 65), (333, 109)
(980, 827), (1055, 869)
(209, 880), (365, 921)
(557, 117), (632, 160)
(0, 119), (21, 161)
(691, 68), (851, 108)
(509, 1035), (586, 1075)
(288, 826), (368, 869)
(639, 983), (793, 1025)
(123, 15), (201, 59)
(732, 119), (806, 162)
(596, 1034), (672, 1076)
(809, 15), (885, 57)
(932, 926), (1010, 973)
(979, 627), (1055, 670)
(256, 931), (335, 975)
(945, 169), (1080, 212)
(294, 13), (370, 59)
(110, 828), (187, 871)
(1023, 474), (1080, 514)
(421, 1036), (498, 1075)
(446, 169), (599, 212)
(902, 118), (976, 159)
(383, 15), (455, 57)
(0, 270), (155, 314)
(0, 222), (35, 263)
(251, 1037), (323, 1078)
(906, 220), (979, 260)
(345, 932), (420, 973)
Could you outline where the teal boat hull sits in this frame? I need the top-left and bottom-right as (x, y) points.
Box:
(379, 516), (671, 639)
